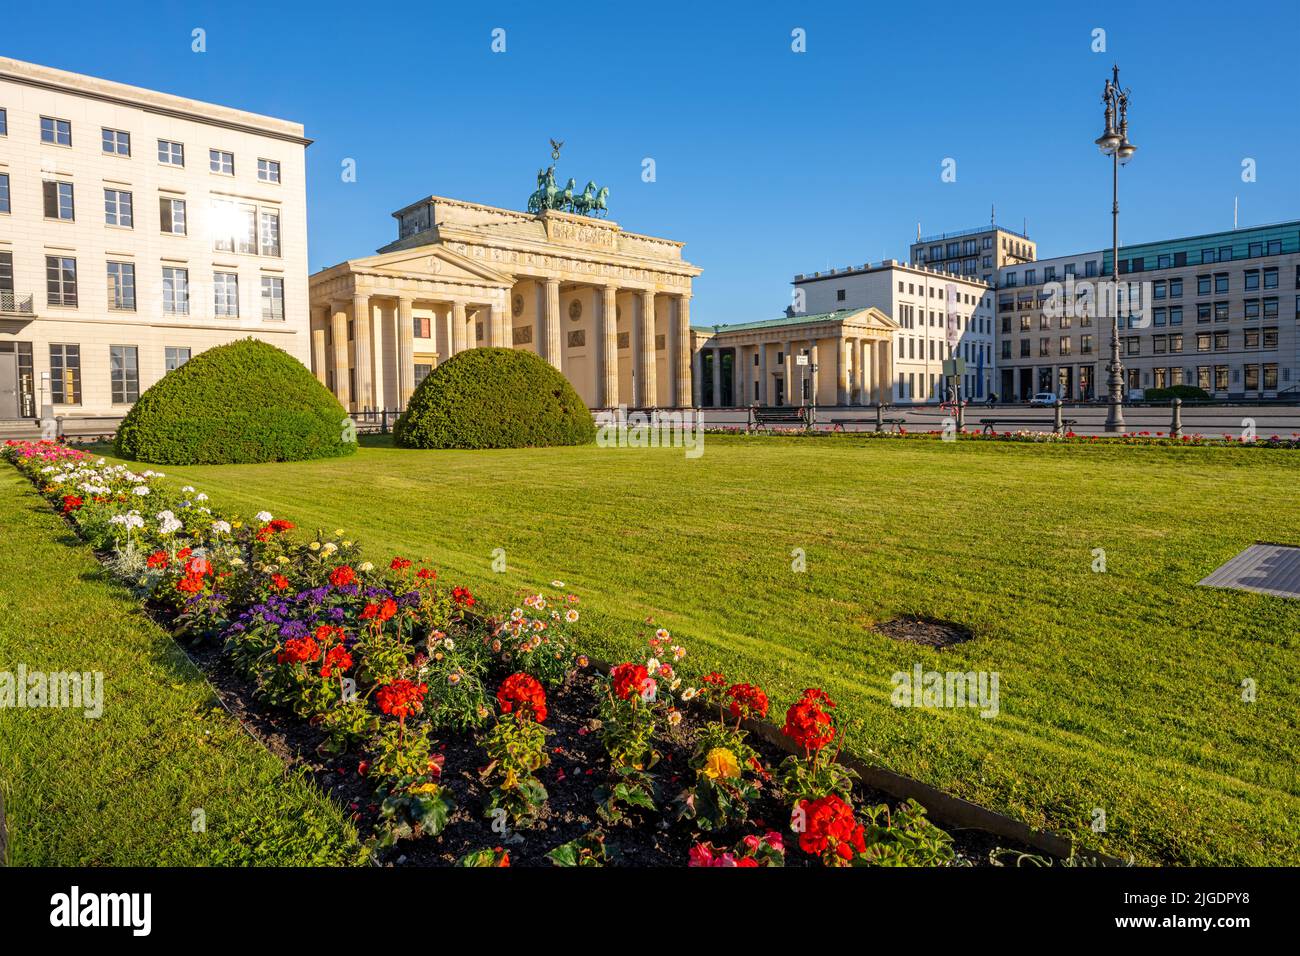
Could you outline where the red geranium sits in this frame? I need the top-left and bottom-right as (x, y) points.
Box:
(782, 688), (838, 753)
(725, 682), (769, 721)
(177, 548), (192, 561)
(176, 574), (205, 594)
(390, 557), (412, 571)
(314, 624), (345, 644)
(61, 494), (83, 513)
(701, 672), (727, 689)
(610, 663), (652, 701)
(185, 556), (212, 577)
(416, 568), (436, 581)
(497, 672), (548, 723)
(451, 586), (475, 607)
(329, 565), (356, 587)
(270, 573), (289, 590)
(277, 636), (321, 665)
(796, 794), (865, 865)
(146, 550), (169, 569)
(320, 644), (354, 678)
(376, 679), (427, 720)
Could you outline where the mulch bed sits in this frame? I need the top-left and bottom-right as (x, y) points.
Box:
(874, 615), (974, 649)
(185, 642), (1022, 866)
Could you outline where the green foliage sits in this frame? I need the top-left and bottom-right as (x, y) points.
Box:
(480, 714), (550, 828)
(855, 799), (956, 867)
(374, 777), (455, 848)
(548, 828), (614, 866)
(1144, 384), (1211, 401)
(672, 723), (763, 831)
(393, 347), (595, 450)
(115, 338), (356, 465)
(456, 847), (511, 867)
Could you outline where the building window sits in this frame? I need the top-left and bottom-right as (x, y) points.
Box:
(0, 107), (6, 135)
(260, 276), (285, 321)
(104, 188), (133, 227)
(837, 289), (846, 302)
(413, 316), (431, 338)
(257, 159), (281, 183)
(1059, 336), (1071, 356)
(43, 181), (75, 220)
(110, 345), (140, 404)
(158, 139), (185, 166)
(1169, 307), (1183, 325)
(40, 116), (71, 146)
(45, 256), (77, 307)
(1081, 334), (1093, 354)
(211, 199), (258, 253)
(1244, 270), (1260, 291)
(209, 149), (234, 174)
(259, 209), (281, 257)
(414, 363), (433, 386)
(1169, 334), (1183, 353)
(1263, 327), (1279, 350)
(1264, 267), (1279, 289)
(1019, 339), (1030, 357)
(1213, 331), (1228, 351)
(1214, 365), (1229, 391)
(106, 261), (136, 311)
(160, 197), (187, 235)
(1169, 278), (1183, 297)
(49, 344), (81, 404)
(162, 267), (190, 314)
(102, 128), (130, 156)
(1214, 273), (1229, 294)
(1197, 333), (1211, 352)
(0, 173), (8, 214)
(213, 272), (239, 316)
(165, 347), (191, 372)
(1264, 363), (1279, 390)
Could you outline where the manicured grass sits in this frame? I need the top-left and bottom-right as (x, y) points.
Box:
(0, 470), (365, 866)
(106, 435), (1300, 864)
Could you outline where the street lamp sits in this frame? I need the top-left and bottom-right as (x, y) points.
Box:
(1095, 64), (1136, 433)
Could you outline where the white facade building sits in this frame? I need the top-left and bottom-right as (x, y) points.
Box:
(0, 56), (311, 420)
(792, 261), (995, 401)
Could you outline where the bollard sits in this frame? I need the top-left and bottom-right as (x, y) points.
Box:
(875, 403), (884, 433)
(1170, 397), (1182, 439)
(1053, 401), (1064, 434)
(957, 401), (965, 434)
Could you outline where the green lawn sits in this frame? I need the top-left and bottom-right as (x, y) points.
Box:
(0, 469), (365, 866)
(96, 435), (1300, 863)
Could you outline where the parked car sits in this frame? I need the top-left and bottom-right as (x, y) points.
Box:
(1029, 392), (1059, 407)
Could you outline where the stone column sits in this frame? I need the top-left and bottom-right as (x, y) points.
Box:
(738, 345), (749, 406)
(842, 335), (852, 403)
(675, 295), (692, 408)
(544, 279), (562, 369)
(809, 340), (820, 405)
(330, 301), (351, 409)
(602, 285), (619, 408)
(351, 293), (373, 410)
(692, 344), (703, 408)
(638, 290), (657, 406)
(310, 306), (328, 386)
(858, 340), (871, 405)
(397, 296), (416, 407)
(711, 346), (722, 407)
(490, 301), (507, 349)
(876, 336), (892, 404)
(783, 340), (793, 407)
(450, 301), (468, 355)
(758, 341), (768, 405)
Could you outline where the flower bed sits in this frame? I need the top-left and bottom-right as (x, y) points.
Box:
(3, 438), (1029, 867)
(707, 427), (1300, 448)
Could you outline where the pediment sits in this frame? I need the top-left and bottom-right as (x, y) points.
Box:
(354, 243), (514, 286)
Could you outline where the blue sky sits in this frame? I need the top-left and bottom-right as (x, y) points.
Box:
(4, 0), (1299, 324)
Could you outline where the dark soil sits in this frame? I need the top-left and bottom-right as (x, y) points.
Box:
(185, 642), (1028, 867)
(874, 615), (974, 649)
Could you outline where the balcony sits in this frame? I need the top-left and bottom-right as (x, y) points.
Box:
(0, 291), (36, 317)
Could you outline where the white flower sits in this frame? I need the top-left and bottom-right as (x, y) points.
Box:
(181, 486), (195, 493)
(158, 515), (182, 535)
(255, 511), (273, 522)
(646, 657), (661, 675)
(195, 493), (209, 502)
(681, 687), (698, 701)
(551, 580), (565, 588)
(212, 520), (232, 534)
(132, 486), (150, 496)
(228, 557), (244, 567)
(565, 609), (579, 623)
(321, 542), (338, 555)
(358, 561), (374, 572)
(442, 639), (455, 651)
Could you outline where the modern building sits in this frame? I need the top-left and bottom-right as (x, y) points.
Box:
(0, 56), (312, 421)
(309, 194), (700, 411)
(991, 221), (1300, 400)
(910, 223), (1036, 286)
(993, 250), (1106, 400)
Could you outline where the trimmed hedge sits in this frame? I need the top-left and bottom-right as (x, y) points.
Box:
(115, 338), (357, 464)
(1145, 384), (1212, 402)
(394, 347), (595, 450)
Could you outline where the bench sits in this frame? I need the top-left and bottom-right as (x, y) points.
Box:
(978, 416), (1077, 435)
(831, 417), (907, 433)
(750, 406), (807, 431)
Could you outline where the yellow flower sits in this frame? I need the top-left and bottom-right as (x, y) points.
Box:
(408, 782), (441, 797)
(703, 747), (740, 780)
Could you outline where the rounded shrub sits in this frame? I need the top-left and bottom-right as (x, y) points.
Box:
(394, 347), (595, 450)
(115, 338), (357, 464)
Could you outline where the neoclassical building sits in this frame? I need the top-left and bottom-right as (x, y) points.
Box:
(690, 308), (899, 407)
(308, 195), (701, 410)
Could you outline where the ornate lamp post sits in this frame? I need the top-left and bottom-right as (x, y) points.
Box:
(1095, 65), (1136, 433)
